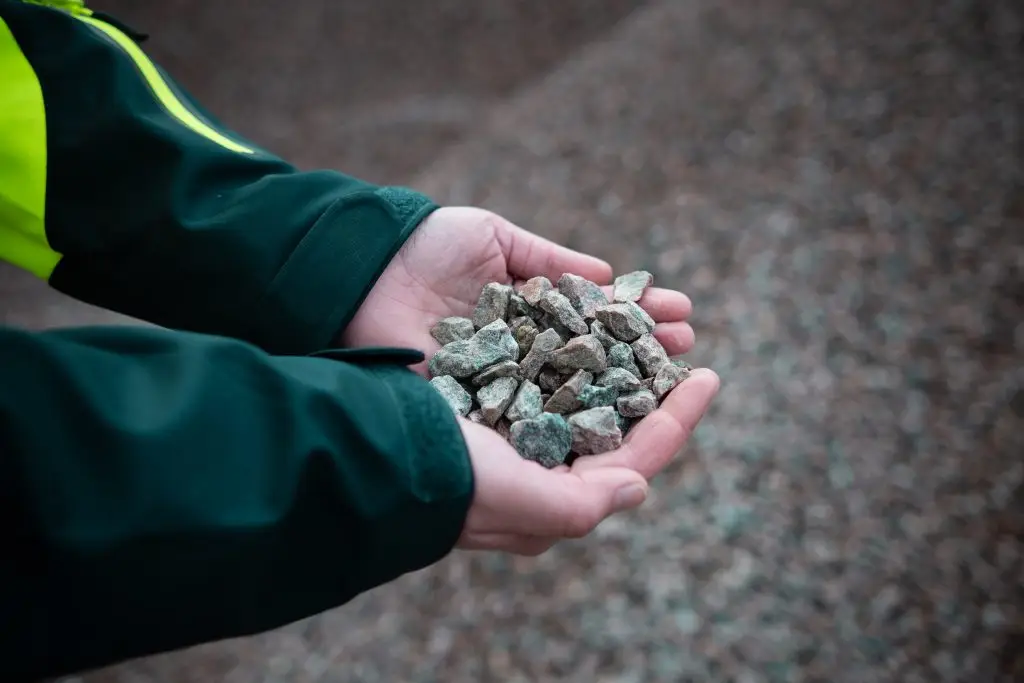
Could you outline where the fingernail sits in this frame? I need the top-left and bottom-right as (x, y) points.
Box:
(612, 483), (648, 513)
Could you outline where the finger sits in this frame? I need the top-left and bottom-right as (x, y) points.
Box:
(458, 533), (557, 557)
(573, 368), (720, 479)
(494, 218), (613, 285)
(483, 461), (648, 538)
(599, 286), (693, 322)
(653, 322), (696, 356)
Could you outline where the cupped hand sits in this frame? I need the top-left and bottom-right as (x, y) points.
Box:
(457, 367), (720, 555)
(341, 207), (696, 375)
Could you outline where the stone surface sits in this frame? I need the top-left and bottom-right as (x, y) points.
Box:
(538, 367), (573, 393)
(474, 318), (520, 362)
(509, 293), (532, 318)
(471, 360), (520, 386)
(548, 334), (607, 373)
(608, 341), (643, 378)
(505, 379), (544, 422)
(595, 301), (655, 342)
(477, 376), (519, 426)
(427, 337), (512, 379)
(577, 384), (619, 409)
(567, 407), (623, 455)
(543, 369), (593, 414)
(538, 290), (589, 335)
(430, 316), (475, 345)
(652, 361), (690, 399)
(612, 270), (654, 302)
(518, 328), (565, 381)
(596, 367), (643, 392)
(514, 323), (539, 358)
(517, 275), (554, 306)
(429, 375), (473, 416)
(631, 333), (670, 378)
(509, 412), (573, 468)
(590, 320), (619, 349)
(471, 282), (512, 329)
(466, 409), (486, 425)
(557, 273), (609, 319)
(617, 389), (657, 418)
(494, 418), (513, 441)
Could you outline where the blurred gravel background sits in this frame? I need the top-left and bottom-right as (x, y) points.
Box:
(5, 1), (1021, 682)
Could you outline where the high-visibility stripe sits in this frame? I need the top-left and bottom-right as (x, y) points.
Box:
(0, 17), (60, 278)
(17, 0), (92, 17)
(74, 14), (255, 155)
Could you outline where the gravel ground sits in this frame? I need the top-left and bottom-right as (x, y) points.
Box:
(12, 0), (1024, 681)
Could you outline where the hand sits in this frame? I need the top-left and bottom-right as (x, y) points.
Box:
(341, 207), (697, 375)
(457, 367), (720, 555)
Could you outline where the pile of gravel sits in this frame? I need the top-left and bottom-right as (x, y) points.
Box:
(427, 271), (693, 467)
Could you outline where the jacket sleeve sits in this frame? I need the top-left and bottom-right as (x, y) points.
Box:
(0, 324), (473, 682)
(0, 1), (439, 355)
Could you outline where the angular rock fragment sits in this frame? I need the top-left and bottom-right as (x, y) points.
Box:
(617, 389), (657, 418)
(613, 270), (654, 303)
(652, 362), (691, 399)
(466, 409), (486, 425)
(671, 357), (694, 371)
(518, 328), (565, 381)
(608, 342), (642, 379)
(429, 376), (472, 416)
(538, 366), (572, 393)
(472, 282), (513, 329)
(642, 377), (655, 392)
(495, 418), (513, 441)
(430, 316), (475, 346)
(509, 315), (534, 334)
(515, 325), (538, 358)
(540, 393), (551, 405)
(471, 360), (520, 386)
(567, 407), (623, 455)
(615, 411), (633, 434)
(538, 290), (589, 335)
(577, 384), (619, 409)
(548, 334), (607, 373)
(631, 333), (671, 378)
(475, 318), (520, 362)
(557, 273), (609, 320)
(544, 369), (593, 414)
(428, 338), (512, 379)
(518, 276), (553, 307)
(510, 413), (572, 468)
(537, 311), (573, 341)
(509, 293), (533, 319)
(595, 302), (655, 342)
(506, 379), (543, 422)
(590, 320), (619, 349)
(596, 367), (643, 392)
(478, 376), (519, 426)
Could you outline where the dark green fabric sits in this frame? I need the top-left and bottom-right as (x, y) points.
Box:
(0, 1), (439, 355)
(0, 324), (474, 682)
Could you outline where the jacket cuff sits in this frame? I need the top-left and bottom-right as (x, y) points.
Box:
(254, 185), (439, 355)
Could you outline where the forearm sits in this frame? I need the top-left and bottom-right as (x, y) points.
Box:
(0, 324), (472, 681)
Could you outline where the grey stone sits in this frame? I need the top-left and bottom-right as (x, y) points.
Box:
(430, 316), (475, 346)
(538, 367), (573, 393)
(596, 367), (643, 392)
(567, 407), (623, 455)
(518, 328), (565, 381)
(578, 384), (619, 409)
(590, 320), (619, 348)
(538, 290), (589, 335)
(608, 342), (643, 378)
(537, 311), (573, 341)
(429, 375), (473, 416)
(474, 318), (520, 362)
(428, 338), (513, 379)
(478, 376), (519, 426)
(617, 389), (657, 418)
(471, 360), (521, 386)
(509, 315), (534, 334)
(472, 282), (513, 329)
(494, 418), (513, 441)
(506, 379), (543, 422)
(671, 356), (694, 371)
(539, 393), (551, 405)
(612, 270), (654, 303)
(631, 333), (670, 378)
(595, 301), (655, 342)
(652, 362), (691, 399)
(466, 409), (486, 425)
(557, 273), (609, 319)
(548, 334), (607, 373)
(517, 275), (553, 307)
(544, 369), (593, 414)
(642, 376), (655, 393)
(514, 323), (538, 358)
(614, 411), (633, 435)
(509, 293), (533, 318)
(509, 413), (572, 468)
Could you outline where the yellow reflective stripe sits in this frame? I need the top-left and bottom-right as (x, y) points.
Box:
(18, 0), (92, 16)
(75, 14), (255, 155)
(0, 17), (61, 278)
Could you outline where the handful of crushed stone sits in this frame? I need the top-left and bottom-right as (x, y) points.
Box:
(427, 271), (692, 468)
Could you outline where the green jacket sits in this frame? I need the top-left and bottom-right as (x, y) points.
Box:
(0, 2), (473, 680)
